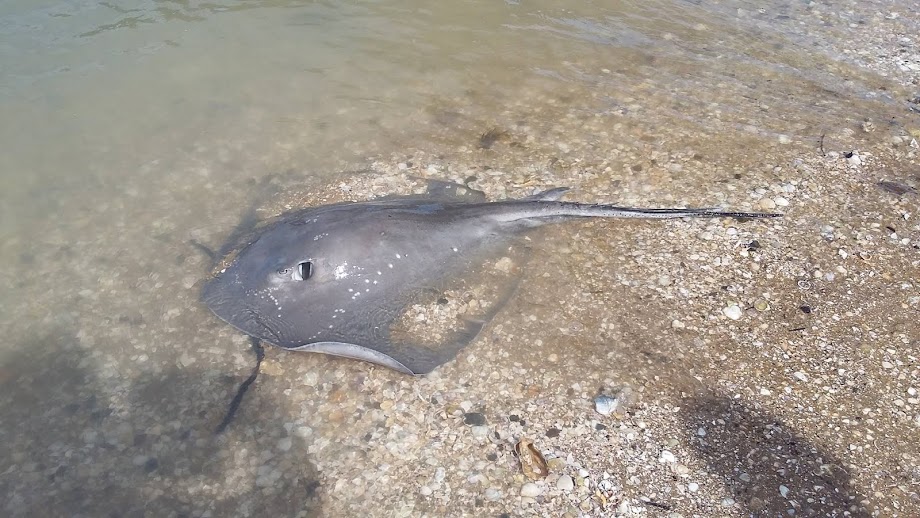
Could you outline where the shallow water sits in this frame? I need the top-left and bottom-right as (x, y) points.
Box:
(2, 0), (918, 516)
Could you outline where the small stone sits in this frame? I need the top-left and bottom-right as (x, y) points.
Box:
(721, 497), (736, 507)
(594, 395), (616, 415)
(759, 198), (776, 210)
(793, 371), (808, 382)
(420, 485), (432, 496)
(556, 475), (575, 491)
(882, 361), (894, 369)
(659, 450), (677, 463)
(778, 134), (791, 144)
(846, 153), (862, 166)
(759, 388), (772, 396)
(178, 353), (195, 367)
(688, 482), (699, 492)
(471, 425), (489, 439)
(671, 319), (685, 329)
(277, 437), (292, 451)
(723, 305), (743, 320)
(739, 472), (751, 482)
(520, 482), (542, 497)
(485, 488), (502, 501)
(774, 196), (789, 207)
(464, 412), (487, 425)
(754, 299), (769, 312)
(779, 485), (790, 498)
(547, 457), (566, 471)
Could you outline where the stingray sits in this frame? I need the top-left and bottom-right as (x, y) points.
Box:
(202, 181), (780, 431)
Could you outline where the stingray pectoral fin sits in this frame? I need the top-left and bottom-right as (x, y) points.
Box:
(286, 341), (416, 375)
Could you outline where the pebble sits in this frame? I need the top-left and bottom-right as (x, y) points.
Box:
(723, 304), (743, 320)
(774, 196), (789, 207)
(779, 485), (790, 498)
(470, 426), (489, 439)
(520, 482), (542, 497)
(882, 361), (894, 369)
(847, 153), (862, 166)
(594, 395), (617, 415)
(754, 299), (769, 311)
(547, 457), (566, 471)
(758, 198), (777, 210)
(688, 482), (699, 492)
(277, 437), (292, 452)
(464, 412), (486, 425)
(721, 498), (736, 507)
(420, 485), (432, 496)
(739, 472), (751, 482)
(485, 488), (502, 501)
(659, 450), (677, 463)
(556, 475), (575, 491)
(778, 134), (792, 144)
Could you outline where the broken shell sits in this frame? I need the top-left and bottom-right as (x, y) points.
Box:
(514, 438), (549, 480)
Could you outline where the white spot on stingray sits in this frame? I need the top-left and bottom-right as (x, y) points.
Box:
(365, 288), (369, 292)
(387, 263), (393, 269)
(334, 262), (349, 280)
(395, 253), (401, 259)
(328, 325), (333, 329)
(452, 247), (458, 252)
(376, 271), (382, 275)
(364, 279), (370, 283)
(373, 280), (378, 285)
(347, 288), (353, 293)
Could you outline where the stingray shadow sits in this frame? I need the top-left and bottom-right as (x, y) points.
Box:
(0, 326), (323, 517)
(679, 393), (870, 517)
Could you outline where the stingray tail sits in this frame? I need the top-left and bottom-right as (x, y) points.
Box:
(215, 338), (265, 434)
(495, 201), (782, 222)
(558, 202), (783, 219)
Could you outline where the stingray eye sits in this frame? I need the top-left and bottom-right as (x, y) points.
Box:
(292, 261), (313, 281)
